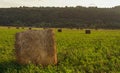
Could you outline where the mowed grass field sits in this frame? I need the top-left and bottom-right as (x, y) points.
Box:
(0, 27), (120, 73)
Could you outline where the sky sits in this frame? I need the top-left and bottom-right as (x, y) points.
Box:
(0, 0), (120, 8)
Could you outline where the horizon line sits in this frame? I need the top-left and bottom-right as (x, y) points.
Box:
(0, 5), (120, 8)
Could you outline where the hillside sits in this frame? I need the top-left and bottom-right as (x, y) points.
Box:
(0, 6), (120, 29)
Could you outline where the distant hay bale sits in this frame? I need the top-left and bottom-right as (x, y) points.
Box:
(43, 28), (46, 29)
(8, 26), (11, 29)
(43, 27), (49, 29)
(70, 28), (73, 30)
(58, 28), (62, 32)
(29, 27), (32, 30)
(21, 27), (24, 29)
(85, 29), (91, 34)
(95, 28), (98, 30)
(16, 27), (19, 29)
(76, 27), (79, 30)
(80, 28), (83, 30)
(15, 29), (57, 66)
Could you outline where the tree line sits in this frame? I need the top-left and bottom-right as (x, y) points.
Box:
(0, 6), (120, 29)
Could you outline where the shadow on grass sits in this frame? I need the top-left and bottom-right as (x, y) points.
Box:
(0, 61), (28, 73)
(0, 60), (57, 73)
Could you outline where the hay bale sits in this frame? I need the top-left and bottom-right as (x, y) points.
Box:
(58, 28), (62, 32)
(95, 28), (98, 30)
(8, 26), (11, 29)
(43, 27), (49, 29)
(80, 28), (83, 30)
(16, 27), (19, 29)
(85, 29), (91, 34)
(43, 28), (46, 29)
(21, 27), (24, 29)
(29, 27), (32, 30)
(76, 27), (79, 30)
(70, 28), (73, 30)
(15, 29), (57, 66)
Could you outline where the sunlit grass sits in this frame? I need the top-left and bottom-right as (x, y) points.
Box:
(0, 27), (120, 73)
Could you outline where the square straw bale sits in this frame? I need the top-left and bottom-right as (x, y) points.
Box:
(15, 29), (57, 66)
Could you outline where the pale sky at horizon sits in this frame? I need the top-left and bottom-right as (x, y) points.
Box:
(0, 0), (120, 8)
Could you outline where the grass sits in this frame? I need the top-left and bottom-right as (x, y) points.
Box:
(0, 27), (120, 73)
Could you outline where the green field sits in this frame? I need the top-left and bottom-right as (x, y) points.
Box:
(0, 27), (120, 73)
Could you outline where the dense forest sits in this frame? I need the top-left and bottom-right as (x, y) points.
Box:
(0, 6), (120, 29)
